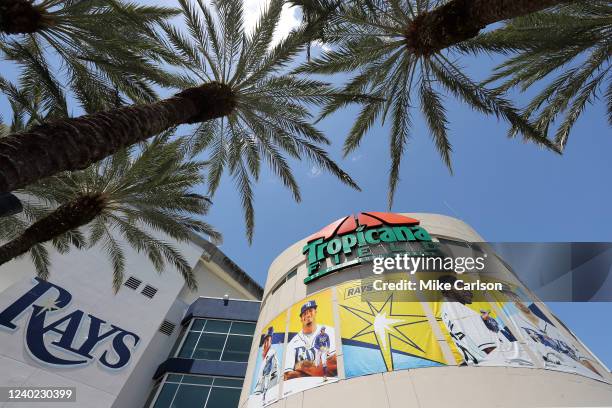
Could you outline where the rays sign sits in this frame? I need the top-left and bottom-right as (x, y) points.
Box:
(0, 278), (139, 370)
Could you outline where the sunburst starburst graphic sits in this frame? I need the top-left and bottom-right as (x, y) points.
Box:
(35, 297), (61, 316)
(340, 294), (431, 371)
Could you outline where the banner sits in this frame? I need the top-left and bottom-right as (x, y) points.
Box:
(430, 273), (534, 368)
(337, 274), (448, 378)
(492, 286), (603, 380)
(283, 289), (338, 397)
(249, 312), (286, 407)
(248, 272), (608, 401)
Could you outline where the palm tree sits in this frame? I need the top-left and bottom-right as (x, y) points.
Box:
(287, 0), (342, 60)
(163, 0), (363, 239)
(393, 0), (577, 54)
(0, 131), (220, 291)
(0, 0), (360, 240)
(466, 1), (611, 150)
(0, 0), (184, 116)
(0, 0), (42, 34)
(297, 0), (562, 206)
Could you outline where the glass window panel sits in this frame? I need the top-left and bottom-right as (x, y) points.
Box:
(193, 333), (226, 360)
(144, 385), (159, 408)
(171, 384), (209, 408)
(152, 383), (178, 408)
(221, 335), (251, 362)
(205, 387), (240, 408)
(270, 278), (283, 294)
(230, 322), (255, 335)
(204, 320), (231, 333)
(286, 269), (297, 280)
(213, 378), (243, 388)
(168, 325), (188, 358)
(182, 375), (213, 385)
(191, 319), (206, 332)
(166, 374), (183, 383)
(178, 332), (200, 358)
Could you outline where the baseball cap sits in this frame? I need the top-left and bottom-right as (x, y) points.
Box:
(300, 300), (317, 316)
(264, 326), (274, 340)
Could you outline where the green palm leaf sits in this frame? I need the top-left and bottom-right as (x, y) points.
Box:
(298, 0), (558, 206)
(0, 111), (220, 291)
(474, 2), (612, 150)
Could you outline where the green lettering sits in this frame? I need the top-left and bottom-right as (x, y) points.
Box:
(357, 246), (372, 257)
(327, 238), (342, 255)
(332, 253), (341, 265)
(412, 226), (432, 241)
(316, 240), (326, 260)
(303, 238), (324, 264)
(357, 229), (366, 246)
(307, 261), (320, 276)
(393, 226), (415, 241)
(378, 226), (397, 242)
(341, 234), (357, 254)
(365, 229), (380, 244)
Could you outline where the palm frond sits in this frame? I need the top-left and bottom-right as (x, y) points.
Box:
(479, 2), (611, 150)
(297, 0), (559, 203)
(156, 0), (360, 241)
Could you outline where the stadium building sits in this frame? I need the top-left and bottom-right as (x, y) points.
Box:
(240, 212), (612, 408)
(0, 234), (262, 408)
(1, 212), (611, 408)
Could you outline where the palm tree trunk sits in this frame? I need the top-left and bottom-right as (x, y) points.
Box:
(406, 0), (575, 55)
(0, 193), (105, 266)
(0, 0), (43, 34)
(0, 82), (234, 194)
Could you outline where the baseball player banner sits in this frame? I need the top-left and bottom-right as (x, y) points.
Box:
(492, 286), (604, 381)
(283, 289), (338, 397)
(249, 312), (286, 407)
(337, 274), (448, 379)
(431, 274), (535, 367)
(431, 273), (534, 368)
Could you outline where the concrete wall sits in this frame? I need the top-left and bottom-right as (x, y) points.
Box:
(240, 213), (612, 408)
(0, 234), (258, 408)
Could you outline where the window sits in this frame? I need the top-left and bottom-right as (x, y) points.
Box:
(268, 268), (298, 297)
(286, 269), (297, 280)
(149, 374), (243, 408)
(176, 319), (255, 363)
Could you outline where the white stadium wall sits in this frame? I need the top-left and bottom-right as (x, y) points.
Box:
(241, 213), (612, 408)
(0, 234), (258, 408)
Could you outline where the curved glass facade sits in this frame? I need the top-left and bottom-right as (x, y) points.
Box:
(176, 318), (256, 363)
(148, 374), (243, 408)
(148, 297), (261, 408)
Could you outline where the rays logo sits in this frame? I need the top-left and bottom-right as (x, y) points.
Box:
(0, 278), (139, 370)
(303, 212), (432, 284)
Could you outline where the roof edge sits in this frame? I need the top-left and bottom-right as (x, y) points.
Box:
(189, 232), (263, 300)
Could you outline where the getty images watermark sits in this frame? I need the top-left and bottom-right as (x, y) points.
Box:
(370, 253), (504, 292)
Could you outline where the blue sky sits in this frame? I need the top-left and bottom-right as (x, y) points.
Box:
(208, 66), (612, 368)
(2, 1), (611, 370)
(193, 7), (612, 368)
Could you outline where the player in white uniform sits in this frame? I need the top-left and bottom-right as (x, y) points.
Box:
(439, 275), (532, 367)
(253, 327), (280, 404)
(314, 326), (330, 380)
(500, 289), (601, 378)
(284, 300), (336, 380)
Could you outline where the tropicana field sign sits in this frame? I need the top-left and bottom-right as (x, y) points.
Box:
(302, 212), (432, 284)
